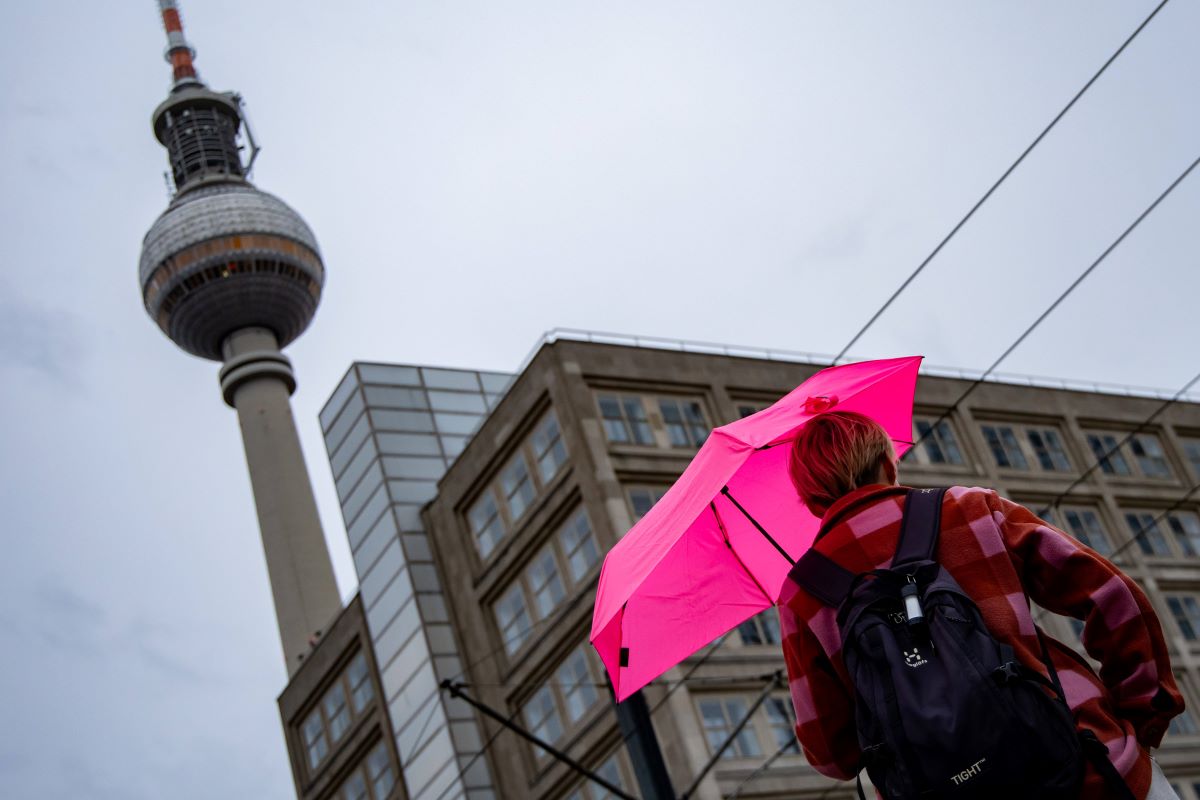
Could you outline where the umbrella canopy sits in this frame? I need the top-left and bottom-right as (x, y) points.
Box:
(591, 356), (923, 701)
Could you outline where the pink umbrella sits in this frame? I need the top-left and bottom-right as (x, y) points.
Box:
(591, 356), (923, 701)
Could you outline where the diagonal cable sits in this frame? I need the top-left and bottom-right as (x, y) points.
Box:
(911, 153), (1200, 453)
(833, 0), (1172, 364)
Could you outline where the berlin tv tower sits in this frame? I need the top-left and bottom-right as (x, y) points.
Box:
(138, 1), (341, 676)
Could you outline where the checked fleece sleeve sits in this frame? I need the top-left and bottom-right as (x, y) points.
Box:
(989, 493), (1184, 747)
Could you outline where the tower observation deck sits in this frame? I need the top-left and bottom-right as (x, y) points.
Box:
(139, 0), (341, 676)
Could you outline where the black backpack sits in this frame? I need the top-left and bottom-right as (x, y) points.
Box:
(791, 487), (1135, 799)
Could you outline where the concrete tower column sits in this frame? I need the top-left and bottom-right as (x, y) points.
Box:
(219, 326), (341, 675)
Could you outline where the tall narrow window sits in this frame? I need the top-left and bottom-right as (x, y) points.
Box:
(468, 492), (504, 557)
(698, 698), (762, 758)
(1061, 508), (1113, 556)
(598, 394), (653, 445)
(500, 453), (535, 522)
(1130, 434), (1172, 478)
(1087, 434), (1132, 476)
(556, 647), (599, 724)
(347, 652), (374, 714)
(524, 685), (564, 744)
(527, 549), (566, 619)
(323, 682), (350, 743)
(982, 425), (1029, 470)
(302, 709), (329, 769)
(495, 584), (533, 655)
(736, 609), (781, 646)
(1126, 512), (1171, 557)
(1167, 512), (1200, 557)
(558, 510), (600, 582)
(1027, 428), (1071, 472)
(366, 741), (396, 798)
(531, 411), (569, 483)
(763, 697), (800, 753)
(914, 419), (965, 465)
(1182, 439), (1200, 479)
(628, 486), (668, 521)
(1167, 595), (1200, 640)
(658, 398), (708, 447)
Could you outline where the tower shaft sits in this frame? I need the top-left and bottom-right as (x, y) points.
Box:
(220, 327), (341, 675)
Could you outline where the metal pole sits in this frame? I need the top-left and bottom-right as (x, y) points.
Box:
(613, 688), (675, 800)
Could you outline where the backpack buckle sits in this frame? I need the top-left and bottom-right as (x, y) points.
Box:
(993, 661), (1021, 685)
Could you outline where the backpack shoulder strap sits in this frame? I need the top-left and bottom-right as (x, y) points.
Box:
(893, 487), (948, 566)
(790, 549), (855, 608)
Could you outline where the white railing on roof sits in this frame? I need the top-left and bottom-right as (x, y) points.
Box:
(518, 327), (1200, 405)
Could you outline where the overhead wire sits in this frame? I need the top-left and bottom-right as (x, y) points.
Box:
(832, 0), (1172, 364)
(911, 152), (1200, 454)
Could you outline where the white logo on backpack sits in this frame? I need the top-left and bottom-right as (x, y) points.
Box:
(903, 647), (928, 668)
(950, 758), (987, 785)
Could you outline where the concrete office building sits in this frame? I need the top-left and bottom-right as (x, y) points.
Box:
(304, 331), (1200, 800)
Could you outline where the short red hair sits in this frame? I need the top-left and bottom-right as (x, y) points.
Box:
(788, 410), (895, 517)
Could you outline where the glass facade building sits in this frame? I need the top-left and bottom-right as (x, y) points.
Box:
(320, 364), (513, 800)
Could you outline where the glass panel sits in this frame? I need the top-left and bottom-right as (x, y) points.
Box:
(372, 409), (436, 433)
(382, 455), (446, 480)
(1126, 512), (1171, 556)
(500, 454), (536, 522)
(527, 549), (565, 619)
(531, 412), (569, 484)
(387, 479), (438, 505)
(1087, 434), (1132, 476)
(428, 390), (488, 413)
(330, 413), (372, 476)
(339, 771), (369, 800)
(345, 464), (386, 524)
(321, 371), (360, 432)
(598, 395), (629, 443)
(469, 492), (505, 558)
(367, 741), (396, 797)
(323, 682), (350, 742)
(1131, 434), (1171, 478)
(421, 368), (482, 391)
(358, 364), (421, 385)
(623, 397), (653, 444)
(376, 432), (443, 457)
(524, 685), (564, 744)
(433, 412), (483, 435)
(559, 510), (600, 582)
(1168, 595), (1200, 640)
(327, 394), (366, 452)
(764, 697), (799, 752)
(1062, 509), (1112, 556)
(364, 385), (429, 409)
(348, 652), (374, 713)
(302, 709), (328, 768)
(628, 487), (667, 521)
(1183, 439), (1200, 478)
(1168, 512), (1200, 558)
(556, 648), (598, 724)
(494, 584), (532, 654)
(440, 435), (470, 458)
(480, 372), (513, 393)
(336, 440), (378, 500)
(1028, 429), (1071, 471)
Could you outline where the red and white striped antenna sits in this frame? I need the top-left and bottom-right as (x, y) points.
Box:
(158, 0), (201, 87)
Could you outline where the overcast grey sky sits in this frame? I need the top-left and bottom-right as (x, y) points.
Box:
(1, 1), (1197, 797)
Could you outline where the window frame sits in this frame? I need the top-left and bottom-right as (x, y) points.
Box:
(903, 416), (969, 468)
(521, 643), (607, 762)
(595, 390), (712, 450)
(1082, 428), (1176, 482)
(978, 421), (1075, 474)
(296, 650), (378, 776)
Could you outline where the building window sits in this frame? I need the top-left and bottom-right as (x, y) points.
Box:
(495, 584), (533, 655)
(336, 741), (396, 800)
(298, 651), (377, 772)
(627, 486), (668, 521)
(658, 397), (708, 447)
(464, 404), (573, 560)
(1027, 428), (1071, 472)
(736, 609), (782, 646)
(1168, 512), (1200, 557)
(698, 697), (762, 759)
(565, 752), (634, 800)
(981, 425), (1030, 470)
(1130, 434), (1172, 478)
(558, 509), (600, 583)
(500, 453), (536, 522)
(1125, 512), (1172, 557)
(1167, 595), (1200, 640)
(907, 418), (966, 466)
(1182, 438), (1200, 479)
(523, 685), (564, 745)
(527, 548), (566, 619)
(1084, 430), (1174, 480)
(764, 697), (800, 754)
(598, 394), (654, 445)
(468, 493), (504, 558)
(556, 647), (600, 724)
(531, 411), (569, 484)
(1058, 507), (1113, 556)
(1086, 433), (1133, 476)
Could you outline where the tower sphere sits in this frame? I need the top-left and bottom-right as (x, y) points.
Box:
(139, 177), (325, 361)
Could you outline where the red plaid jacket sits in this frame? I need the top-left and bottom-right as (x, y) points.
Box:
(778, 484), (1184, 799)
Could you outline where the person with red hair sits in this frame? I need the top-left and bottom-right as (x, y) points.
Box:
(779, 410), (1184, 799)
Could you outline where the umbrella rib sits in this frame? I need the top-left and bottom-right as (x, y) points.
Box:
(710, 502), (773, 605)
(720, 486), (796, 567)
